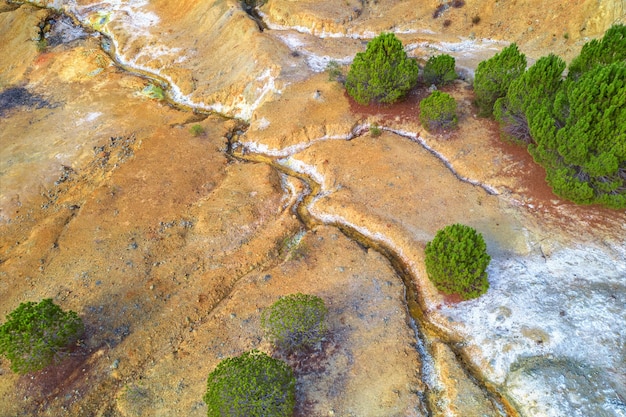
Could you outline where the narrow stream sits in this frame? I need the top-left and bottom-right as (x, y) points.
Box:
(14, 2), (519, 415)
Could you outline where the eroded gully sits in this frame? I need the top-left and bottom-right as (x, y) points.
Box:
(16, 2), (519, 415)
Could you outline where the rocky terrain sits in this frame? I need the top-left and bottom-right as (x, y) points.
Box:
(0, 0), (625, 416)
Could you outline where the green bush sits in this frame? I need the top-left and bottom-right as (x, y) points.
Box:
(423, 54), (457, 86)
(494, 53), (565, 144)
(345, 33), (419, 105)
(204, 350), (295, 417)
(0, 299), (84, 374)
(261, 293), (327, 353)
(568, 24), (626, 80)
(424, 224), (491, 300)
(473, 43), (526, 116)
(419, 91), (458, 132)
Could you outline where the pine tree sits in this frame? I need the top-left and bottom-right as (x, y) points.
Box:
(568, 24), (626, 80)
(473, 43), (526, 116)
(423, 54), (457, 86)
(424, 224), (491, 300)
(494, 54), (565, 144)
(204, 350), (295, 417)
(528, 61), (626, 208)
(419, 91), (458, 132)
(346, 33), (419, 105)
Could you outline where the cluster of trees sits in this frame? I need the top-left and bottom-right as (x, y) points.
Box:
(475, 24), (626, 209)
(342, 33), (459, 132)
(343, 27), (625, 208)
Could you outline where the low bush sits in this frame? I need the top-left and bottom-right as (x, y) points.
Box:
(424, 224), (491, 300)
(473, 43), (526, 116)
(0, 299), (84, 374)
(419, 91), (458, 132)
(423, 54), (457, 86)
(204, 350), (295, 417)
(345, 33), (419, 105)
(261, 293), (327, 353)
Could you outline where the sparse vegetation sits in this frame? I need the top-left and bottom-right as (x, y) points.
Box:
(261, 293), (327, 353)
(451, 0), (465, 8)
(326, 60), (344, 82)
(36, 37), (48, 52)
(190, 124), (205, 137)
(473, 43), (526, 116)
(345, 33), (419, 105)
(419, 91), (458, 132)
(142, 83), (165, 100)
(423, 54), (457, 86)
(204, 350), (295, 417)
(0, 299), (84, 374)
(424, 224), (491, 300)
(370, 123), (382, 137)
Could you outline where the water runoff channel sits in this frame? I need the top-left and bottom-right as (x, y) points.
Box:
(19, 2), (520, 415)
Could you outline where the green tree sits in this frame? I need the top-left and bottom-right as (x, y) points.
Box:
(494, 53), (566, 144)
(261, 293), (327, 353)
(419, 91), (458, 132)
(203, 350), (295, 417)
(424, 224), (491, 300)
(0, 299), (84, 374)
(473, 43), (526, 116)
(568, 24), (626, 80)
(345, 33), (419, 105)
(423, 54), (457, 86)
(528, 61), (626, 208)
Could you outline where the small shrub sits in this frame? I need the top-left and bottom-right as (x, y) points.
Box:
(473, 43), (526, 116)
(425, 224), (491, 300)
(142, 83), (165, 100)
(0, 299), (84, 374)
(471, 15), (481, 25)
(326, 60), (344, 82)
(204, 350), (295, 417)
(36, 37), (48, 52)
(423, 54), (457, 86)
(261, 293), (327, 353)
(345, 33), (419, 105)
(190, 124), (205, 137)
(419, 91), (458, 132)
(443, 19), (452, 28)
(451, 0), (465, 8)
(370, 123), (382, 137)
